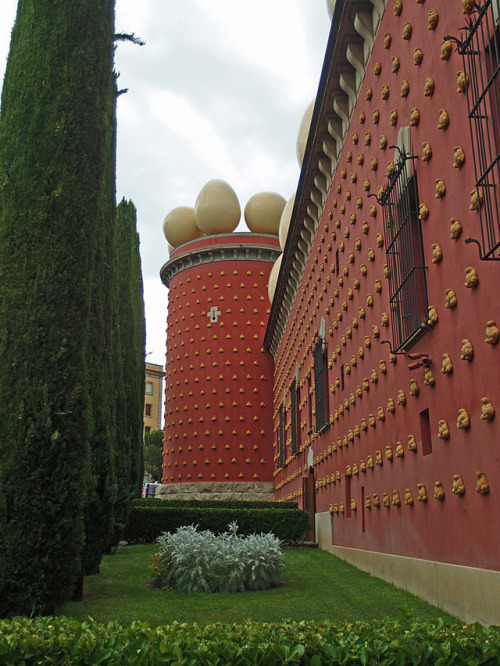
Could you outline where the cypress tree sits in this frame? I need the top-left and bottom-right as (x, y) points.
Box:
(78, 15), (118, 582)
(113, 198), (146, 538)
(0, 0), (117, 616)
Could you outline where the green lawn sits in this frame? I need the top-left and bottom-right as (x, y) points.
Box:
(61, 545), (456, 627)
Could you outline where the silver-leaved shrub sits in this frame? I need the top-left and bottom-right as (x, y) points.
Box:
(155, 522), (284, 593)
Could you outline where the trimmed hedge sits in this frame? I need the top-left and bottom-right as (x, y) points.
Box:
(124, 506), (310, 544)
(132, 498), (298, 510)
(0, 616), (498, 664)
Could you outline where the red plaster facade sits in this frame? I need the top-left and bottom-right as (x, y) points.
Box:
(267, 0), (500, 573)
(160, 233), (280, 486)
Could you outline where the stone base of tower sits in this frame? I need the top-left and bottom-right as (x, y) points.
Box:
(156, 481), (275, 503)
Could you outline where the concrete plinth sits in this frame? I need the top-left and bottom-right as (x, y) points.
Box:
(315, 511), (500, 626)
(156, 481), (275, 503)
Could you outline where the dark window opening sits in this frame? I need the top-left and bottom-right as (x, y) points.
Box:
(307, 375), (313, 434)
(313, 338), (330, 432)
(340, 364), (345, 391)
(361, 485), (366, 533)
(380, 152), (429, 351)
(302, 472), (316, 542)
(145, 403), (152, 417)
(420, 408), (433, 456)
(278, 404), (285, 468)
(450, 0), (500, 260)
(290, 380), (300, 455)
(345, 475), (351, 518)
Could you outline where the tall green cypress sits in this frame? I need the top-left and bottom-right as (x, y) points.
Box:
(0, 0), (116, 616)
(113, 198), (146, 536)
(78, 14), (118, 582)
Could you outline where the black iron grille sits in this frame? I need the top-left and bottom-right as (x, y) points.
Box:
(379, 152), (429, 351)
(313, 339), (329, 431)
(450, 0), (500, 260)
(290, 380), (298, 455)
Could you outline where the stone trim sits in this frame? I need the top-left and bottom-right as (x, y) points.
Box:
(156, 481), (275, 503)
(161, 243), (281, 287)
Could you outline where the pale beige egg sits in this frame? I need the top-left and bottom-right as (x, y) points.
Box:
(162, 206), (203, 248)
(244, 192), (286, 235)
(278, 193), (295, 250)
(194, 179), (241, 235)
(268, 253), (283, 303)
(297, 100), (315, 167)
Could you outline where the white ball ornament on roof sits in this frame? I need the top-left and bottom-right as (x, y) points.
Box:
(268, 253), (283, 303)
(278, 193), (295, 250)
(163, 206), (203, 248)
(194, 179), (241, 235)
(244, 192), (286, 235)
(296, 100), (315, 167)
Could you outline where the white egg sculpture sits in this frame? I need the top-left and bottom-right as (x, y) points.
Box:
(327, 0), (336, 20)
(278, 193), (295, 250)
(163, 206), (203, 248)
(296, 100), (315, 167)
(194, 179), (241, 235)
(167, 242), (175, 256)
(244, 192), (286, 235)
(268, 253), (283, 303)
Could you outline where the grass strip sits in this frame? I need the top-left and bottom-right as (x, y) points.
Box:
(61, 545), (457, 627)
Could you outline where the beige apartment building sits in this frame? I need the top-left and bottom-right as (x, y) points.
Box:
(144, 362), (164, 437)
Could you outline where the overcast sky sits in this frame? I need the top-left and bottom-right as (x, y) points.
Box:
(0, 1), (331, 366)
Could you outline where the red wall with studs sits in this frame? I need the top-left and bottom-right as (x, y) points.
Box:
(162, 233), (280, 485)
(272, 0), (500, 571)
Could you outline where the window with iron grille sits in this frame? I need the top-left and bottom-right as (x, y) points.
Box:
(290, 379), (300, 455)
(379, 151), (429, 351)
(447, 0), (500, 260)
(278, 404), (284, 468)
(313, 338), (329, 431)
(307, 374), (313, 433)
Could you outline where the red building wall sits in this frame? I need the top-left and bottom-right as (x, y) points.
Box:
(272, 0), (500, 571)
(161, 233), (280, 485)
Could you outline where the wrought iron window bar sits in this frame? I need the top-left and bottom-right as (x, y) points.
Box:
(446, 0), (500, 260)
(373, 149), (430, 352)
(290, 380), (298, 456)
(278, 404), (284, 468)
(312, 338), (329, 433)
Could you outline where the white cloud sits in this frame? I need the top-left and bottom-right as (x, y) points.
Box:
(143, 277), (168, 366)
(149, 88), (240, 179)
(116, 0), (154, 41)
(0, 0), (331, 362)
(191, 0), (326, 105)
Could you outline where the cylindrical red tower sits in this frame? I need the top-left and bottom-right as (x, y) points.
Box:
(159, 232), (280, 500)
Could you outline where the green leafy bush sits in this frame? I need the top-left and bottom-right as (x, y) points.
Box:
(155, 522), (284, 593)
(125, 505), (310, 544)
(0, 616), (498, 664)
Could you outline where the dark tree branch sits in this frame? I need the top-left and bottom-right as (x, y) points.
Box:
(114, 32), (146, 46)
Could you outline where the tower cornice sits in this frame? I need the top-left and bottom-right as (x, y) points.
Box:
(160, 234), (281, 287)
